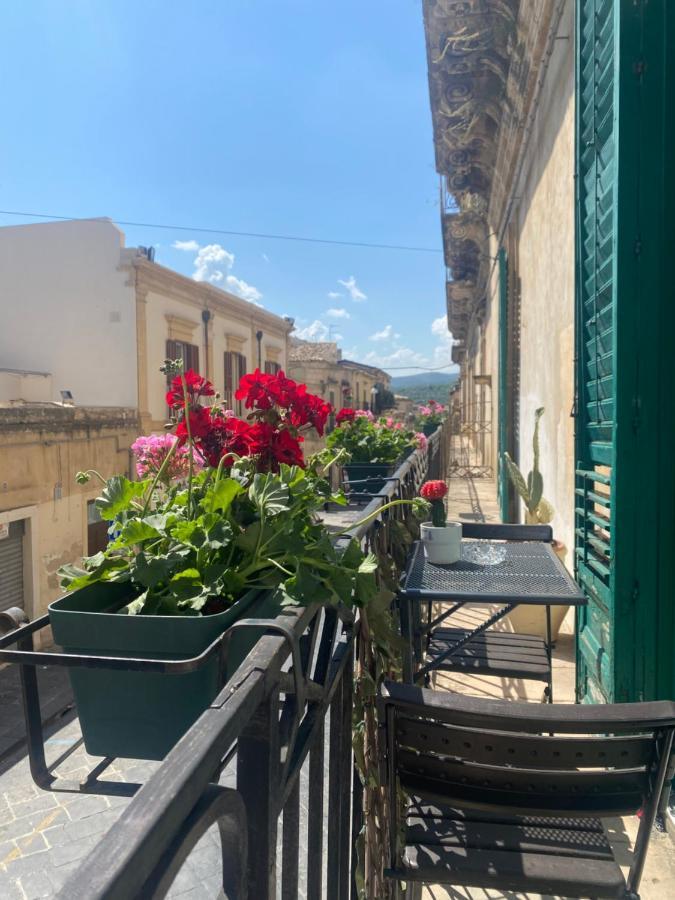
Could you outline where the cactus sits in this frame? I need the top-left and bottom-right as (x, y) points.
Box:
(503, 407), (554, 524)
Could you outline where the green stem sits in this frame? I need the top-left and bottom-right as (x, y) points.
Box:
(181, 374), (195, 517)
(332, 498), (416, 538)
(141, 440), (180, 516)
(80, 469), (108, 486)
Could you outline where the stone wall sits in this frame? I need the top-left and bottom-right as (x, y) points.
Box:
(0, 406), (138, 620)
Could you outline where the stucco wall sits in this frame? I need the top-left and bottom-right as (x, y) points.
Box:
(0, 219), (138, 407)
(0, 407), (138, 619)
(513, 13), (575, 553)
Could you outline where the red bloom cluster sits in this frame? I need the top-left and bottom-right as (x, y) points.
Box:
(166, 370), (215, 410)
(235, 369), (331, 435)
(336, 408), (356, 425)
(171, 368), (332, 472)
(420, 480), (448, 501)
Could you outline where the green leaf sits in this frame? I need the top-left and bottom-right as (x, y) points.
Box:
(125, 592), (148, 616)
(117, 519), (162, 547)
(340, 539), (364, 571)
(201, 478), (243, 514)
(357, 553), (378, 575)
(132, 552), (179, 589)
(95, 476), (148, 520)
(249, 473), (289, 517)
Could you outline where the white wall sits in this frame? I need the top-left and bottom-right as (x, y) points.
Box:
(0, 219), (137, 407)
(514, 6), (576, 554)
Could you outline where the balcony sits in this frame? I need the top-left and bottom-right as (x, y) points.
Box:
(0, 427), (673, 899)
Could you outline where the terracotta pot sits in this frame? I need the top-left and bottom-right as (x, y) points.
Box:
(504, 540), (570, 640)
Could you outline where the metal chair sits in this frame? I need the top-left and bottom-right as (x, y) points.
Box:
(409, 522), (556, 700)
(380, 682), (675, 899)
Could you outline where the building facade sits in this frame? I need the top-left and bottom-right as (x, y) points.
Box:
(0, 382), (137, 623)
(423, 0), (675, 705)
(0, 218), (292, 618)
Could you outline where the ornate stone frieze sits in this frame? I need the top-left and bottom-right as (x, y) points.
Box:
(423, 0), (519, 347)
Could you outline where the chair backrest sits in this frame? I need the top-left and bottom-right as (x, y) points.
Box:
(381, 682), (675, 820)
(460, 522), (553, 543)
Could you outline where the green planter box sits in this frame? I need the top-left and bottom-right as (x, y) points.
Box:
(343, 462), (396, 494)
(422, 422), (439, 437)
(49, 583), (281, 760)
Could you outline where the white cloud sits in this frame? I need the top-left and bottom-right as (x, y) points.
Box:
(369, 324), (399, 342)
(262, 253), (270, 263)
(326, 307), (350, 319)
(225, 274), (263, 305)
(354, 315), (458, 374)
(193, 244), (236, 283)
(337, 276), (367, 302)
(173, 240), (263, 304)
(294, 319), (330, 341)
(327, 291), (343, 300)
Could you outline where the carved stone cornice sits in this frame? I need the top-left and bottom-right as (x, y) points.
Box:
(423, 0), (519, 348)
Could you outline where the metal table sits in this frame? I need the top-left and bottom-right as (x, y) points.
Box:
(398, 538), (586, 695)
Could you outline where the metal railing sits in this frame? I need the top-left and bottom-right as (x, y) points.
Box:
(56, 424), (448, 900)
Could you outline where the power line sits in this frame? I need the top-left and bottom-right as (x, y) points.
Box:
(0, 209), (443, 255)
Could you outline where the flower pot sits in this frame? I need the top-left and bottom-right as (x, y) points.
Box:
(504, 541), (570, 640)
(343, 462), (396, 495)
(420, 521), (462, 564)
(422, 423), (438, 437)
(49, 582), (281, 760)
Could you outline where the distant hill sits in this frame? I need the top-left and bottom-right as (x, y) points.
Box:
(390, 371), (459, 405)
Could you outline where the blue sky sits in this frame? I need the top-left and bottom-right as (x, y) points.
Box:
(0, 0), (454, 375)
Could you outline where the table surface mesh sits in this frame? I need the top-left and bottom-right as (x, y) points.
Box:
(401, 541), (584, 602)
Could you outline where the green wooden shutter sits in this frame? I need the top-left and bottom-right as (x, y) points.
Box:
(497, 248), (510, 521)
(575, 0), (675, 704)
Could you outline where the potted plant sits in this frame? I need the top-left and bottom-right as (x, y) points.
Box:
(326, 409), (423, 494)
(502, 406), (569, 638)
(418, 480), (462, 564)
(52, 364), (382, 760)
(416, 399), (446, 436)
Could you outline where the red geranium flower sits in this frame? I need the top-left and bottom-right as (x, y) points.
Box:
(166, 369), (215, 410)
(420, 480), (448, 501)
(235, 369), (278, 410)
(198, 416), (253, 467)
(336, 408), (356, 425)
(175, 406), (213, 443)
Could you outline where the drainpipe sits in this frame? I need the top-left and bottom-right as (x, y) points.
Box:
(202, 309), (211, 379)
(256, 330), (263, 369)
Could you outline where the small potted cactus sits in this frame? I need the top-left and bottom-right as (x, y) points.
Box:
(419, 480), (462, 564)
(503, 407), (569, 637)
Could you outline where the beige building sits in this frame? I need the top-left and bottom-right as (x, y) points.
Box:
(0, 378), (137, 623)
(0, 218), (292, 618)
(287, 338), (392, 413)
(423, 0), (576, 554)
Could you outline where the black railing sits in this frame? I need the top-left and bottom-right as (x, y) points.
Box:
(57, 424), (448, 900)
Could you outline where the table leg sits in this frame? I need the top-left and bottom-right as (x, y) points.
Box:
(398, 595), (415, 684)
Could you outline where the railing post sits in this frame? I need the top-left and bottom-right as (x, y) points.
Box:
(327, 636), (354, 900)
(237, 689), (280, 899)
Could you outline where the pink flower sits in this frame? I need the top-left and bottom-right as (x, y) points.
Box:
(415, 432), (428, 450)
(131, 434), (201, 483)
(355, 409), (374, 421)
(394, 422), (404, 430)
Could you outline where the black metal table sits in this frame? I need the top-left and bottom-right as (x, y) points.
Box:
(398, 538), (587, 696)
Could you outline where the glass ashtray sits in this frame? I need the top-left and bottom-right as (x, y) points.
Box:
(462, 542), (507, 566)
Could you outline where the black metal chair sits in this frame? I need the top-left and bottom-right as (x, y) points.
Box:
(379, 682), (675, 899)
(410, 522), (556, 700)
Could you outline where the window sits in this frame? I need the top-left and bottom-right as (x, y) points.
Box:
(166, 339), (199, 372)
(224, 351), (247, 413)
(166, 340), (199, 414)
(264, 361), (281, 375)
(87, 501), (108, 555)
